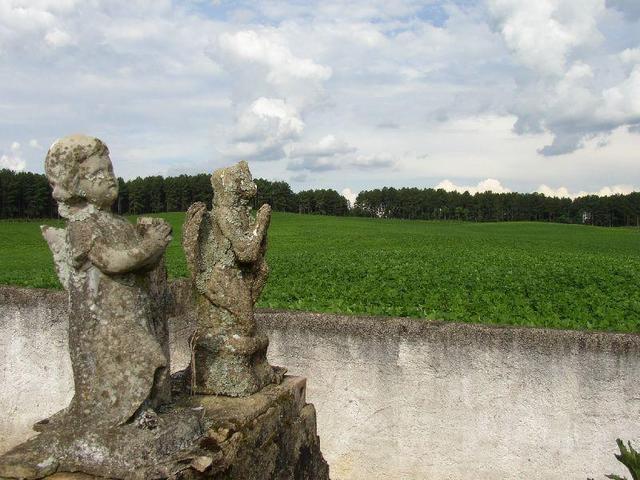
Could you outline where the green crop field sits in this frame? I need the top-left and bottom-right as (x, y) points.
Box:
(1, 212), (639, 332)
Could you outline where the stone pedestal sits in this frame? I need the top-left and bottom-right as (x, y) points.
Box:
(182, 376), (329, 480)
(0, 377), (330, 480)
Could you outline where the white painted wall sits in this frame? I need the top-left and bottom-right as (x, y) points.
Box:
(0, 288), (73, 452)
(1, 284), (639, 480)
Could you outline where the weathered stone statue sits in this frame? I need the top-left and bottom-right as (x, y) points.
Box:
(182, 160), (285, 396)
(40, 134), (173, 426)
(0, 144), (329, 479)
(0, 135), (203, 478)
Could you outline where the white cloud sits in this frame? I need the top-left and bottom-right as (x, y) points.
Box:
(600, 65), (640, 124)
(619, 47), (640, 64)
(257, 0), (424, 23)
(434, 180), (635, 199)
(0, 3), (55, 33)
(595, 184), (636, 196)
(536, 184), (635, 198)
(44, 28), (72, 47)
(225, 97), (304, 161)
(487, 0), (604, 75)
(536, 185), (573, 198)
(341, 187), (358, 206)
(219, 30), (332, 87)
(1, 142), (26, 171)
(286, 135), (355, 158)
(287, 156), (342, 172)
(286, 141), (393, 172)
(216, 28), (332, 111)
(216, 28), (335, 167)
(529, 62), (640, 154)
(487, 0), (640, 156)
(349, 153), (394, 170)
(0, 0), (81, 52)
(436, 178), (512, 194)
(234, 97), (304, 142)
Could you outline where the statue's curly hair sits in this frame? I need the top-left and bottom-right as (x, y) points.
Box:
(45, 135), (109, 202)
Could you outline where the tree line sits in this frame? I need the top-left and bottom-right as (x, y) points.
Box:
(1, 168), (639, 227)
(352, 187), (640, 227)
(0, 170), (57, 218)
(0, 169), (349, 219)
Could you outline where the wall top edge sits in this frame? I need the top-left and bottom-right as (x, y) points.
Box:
(2, 282), (639, 354)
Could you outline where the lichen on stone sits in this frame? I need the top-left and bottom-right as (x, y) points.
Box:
(182, 161), (285, 397)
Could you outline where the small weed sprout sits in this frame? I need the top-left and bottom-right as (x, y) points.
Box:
(589, 439), (640, 480)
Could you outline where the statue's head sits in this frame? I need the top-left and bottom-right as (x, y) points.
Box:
(45, 134), (118, 213)
(211, 160), (257, 206)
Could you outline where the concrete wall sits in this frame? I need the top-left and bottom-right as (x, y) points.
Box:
(1, 283), (639, 479)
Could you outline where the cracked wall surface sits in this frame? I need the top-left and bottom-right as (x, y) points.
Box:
(1, 282), (640, 480)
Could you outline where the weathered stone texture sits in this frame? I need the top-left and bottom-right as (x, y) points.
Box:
(37, 135), (174, 429)
(177, 376), (329, 480)
(0, 377), (329, 480)
(0, 135), (183, 478)
(0, 405), (203, 479)
(182, 161), (284, 396)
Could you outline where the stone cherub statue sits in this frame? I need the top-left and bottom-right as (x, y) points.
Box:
(0, 135), (194, 479)
(182, 160), (285, 396)
(39, 134), (173, 427)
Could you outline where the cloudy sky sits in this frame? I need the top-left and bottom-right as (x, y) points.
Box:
(1, 0), (639, 202)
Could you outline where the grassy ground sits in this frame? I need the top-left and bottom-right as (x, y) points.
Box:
(1, 212), (639, 332)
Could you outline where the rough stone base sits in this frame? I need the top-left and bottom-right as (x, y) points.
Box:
(0, 376), (329, 480)
(189, 337), (287, 397)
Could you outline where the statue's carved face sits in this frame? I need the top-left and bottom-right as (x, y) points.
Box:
(212, 160), (256, 206)
(233, 162), (257, 201)
(77, 151), (119, 210)
(45, 135), (118, 211)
